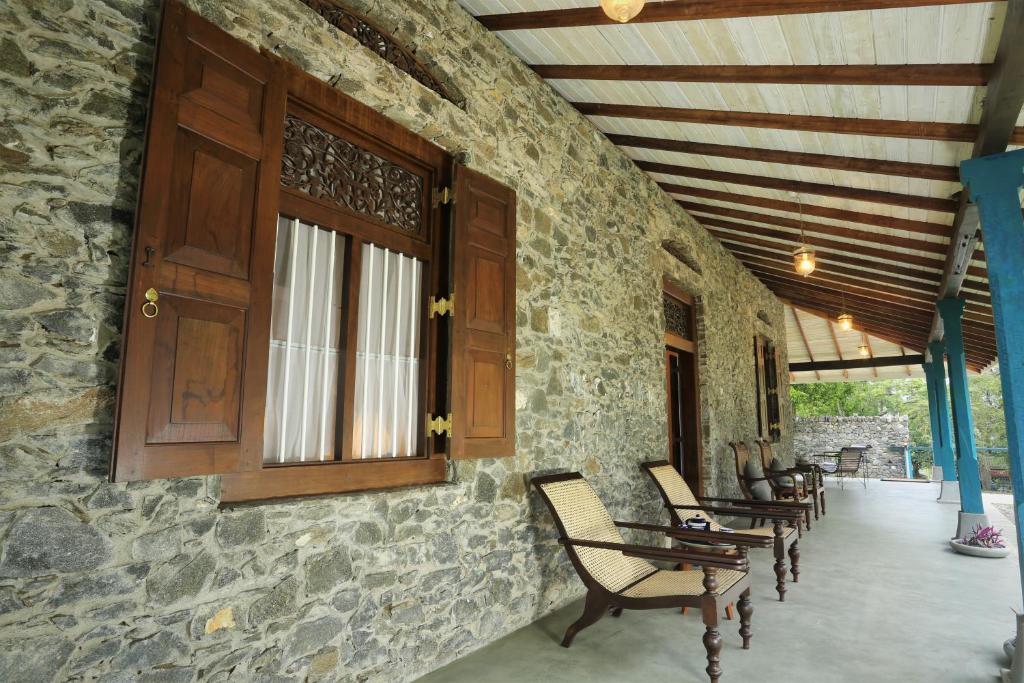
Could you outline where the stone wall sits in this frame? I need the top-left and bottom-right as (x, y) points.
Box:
(0, 1), (791, 681)
(794, 416), (911, 478)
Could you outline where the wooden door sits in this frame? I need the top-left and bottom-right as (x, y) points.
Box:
(666, 345), (701, 494)
(111, 3), (285, 481)
(449, 165), (516, 459)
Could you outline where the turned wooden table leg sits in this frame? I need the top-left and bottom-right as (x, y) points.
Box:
(789, 540), (801, 583)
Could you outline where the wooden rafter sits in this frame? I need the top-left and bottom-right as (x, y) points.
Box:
(533, 63), (990, 86)
(477, 0), (1000, 31)
(790, 307), (820, 381)
(737, 253), (991, 309)
(702, 219), (952, 272)
(862, 332), (878, 377)
(682, 202), (950, 252)
(575, 102), (1024, 144)
(827, 317), (849, 379)
(735, 250), (992, 307)
(790, 354), (926, 372)
(901, 346), (914, 377)
(642, 161), (958, 212)
(752, 269), (996, 327)
(608, 134), (959, 183)
(671, 188), (954, 236)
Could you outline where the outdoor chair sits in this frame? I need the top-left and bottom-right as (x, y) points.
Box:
(730, 441), (814, 531)
(532, 472), (772, 683)
(817, 447), (868, 489)
(641, 461), (806, 602)
(757, 439), (826, 520)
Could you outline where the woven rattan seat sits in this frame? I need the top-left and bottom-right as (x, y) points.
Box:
(642, 460), (807, 603)
(532, 471), (765, 683)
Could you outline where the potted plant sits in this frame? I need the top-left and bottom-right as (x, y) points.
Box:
(950, 524), (1010, 558)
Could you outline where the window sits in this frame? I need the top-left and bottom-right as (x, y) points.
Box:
(755, 335), (781, 442)
(110, 3), (516, 500)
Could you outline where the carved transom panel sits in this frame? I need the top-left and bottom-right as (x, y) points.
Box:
(298, 0), (461, 106)
(281, 114), (423, 235)
(664, 293), (693, 340)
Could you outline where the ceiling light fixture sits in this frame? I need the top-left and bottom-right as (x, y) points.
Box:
(837, 293), (853, 332)
(791, 193), (816, 276)
(600, 0), (645, 23)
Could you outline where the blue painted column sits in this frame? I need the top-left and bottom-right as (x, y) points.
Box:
(923, 342), (957, 489)
(936, 297), (985, 517)
(961, 148), (1024, 591)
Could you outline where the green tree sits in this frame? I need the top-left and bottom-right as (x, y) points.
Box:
(790, 373), (1007, 449)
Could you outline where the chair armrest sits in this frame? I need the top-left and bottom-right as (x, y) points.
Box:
(700, 496), (805, 509)
(560, 537), (749, 571)
(671, 504), (804, 522)
(615, 520), (773, 549)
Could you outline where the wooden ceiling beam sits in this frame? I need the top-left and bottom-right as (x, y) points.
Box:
(790, 354), (926, 372)
(681, 202), (949, 253)
(701, 217), (948, 271)
(710, 229), (949, 283)
(863, 333), (879, 378)
(754, 268), (996, 327)
(534, 63), (990, 86)
(643, 161), (958, 212)
(477, 0), (999, 31)
(609, 134), (959, 182)
(575, 102), (1024, 144)
(734, 249), (992, 307)
(670, 187), (953, 236)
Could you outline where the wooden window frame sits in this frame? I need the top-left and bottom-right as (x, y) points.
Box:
(219, 65), (451, 502)
(661, 278), (704, 495)
(110, 2), (516, 503)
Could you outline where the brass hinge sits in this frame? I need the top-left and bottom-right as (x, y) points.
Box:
(428, 293), (454, 318)
(432, 185), (453, 207)
(426, 413), (452, 438)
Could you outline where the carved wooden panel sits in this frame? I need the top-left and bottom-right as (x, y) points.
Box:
(664, 293), (693, 341)
(297, 0), (460, 106)
(281, 114), (424, 236)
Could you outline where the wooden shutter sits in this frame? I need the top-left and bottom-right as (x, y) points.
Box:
(449, 166), (516, 459)
(111, 2), (285, 481)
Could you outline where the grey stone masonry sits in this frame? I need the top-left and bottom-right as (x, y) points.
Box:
(794, 416), (912, 478)
(0, 0), (792, 681)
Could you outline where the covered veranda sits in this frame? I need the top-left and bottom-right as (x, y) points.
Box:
(419, 481), (1018, 683)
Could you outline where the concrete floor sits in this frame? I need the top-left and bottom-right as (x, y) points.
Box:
(417, 481), (1020, 683)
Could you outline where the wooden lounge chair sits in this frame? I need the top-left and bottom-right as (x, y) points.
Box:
(757, 439), (826, 520)
(818, 447), (868, 489)
(730, 441), (815, 531)
(532, 472), (772, 683)
(641, 460), (806, 602)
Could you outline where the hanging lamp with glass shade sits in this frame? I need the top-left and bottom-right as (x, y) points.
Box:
(837, 293), (853, 331)
(858, 343), (871, 358)
(790, 193), (816, 276)
(600, 0), (645, 23)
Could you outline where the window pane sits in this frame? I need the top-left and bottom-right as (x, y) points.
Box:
(352, 243), (422, 459)
(263, 217), (346, 464)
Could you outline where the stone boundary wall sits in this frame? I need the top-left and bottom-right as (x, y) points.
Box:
(0, 1), (791, 681)
(794, 416), (911, 478)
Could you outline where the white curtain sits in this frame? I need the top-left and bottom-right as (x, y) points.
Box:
(352, 243), (422, 459)
(263, 217), (345, 463)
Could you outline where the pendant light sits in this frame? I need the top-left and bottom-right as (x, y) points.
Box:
(858, 343), (871, 358)
(600, 0), (645, 23)
(791, 193), (816, 276)
(837, 293), (853, 332)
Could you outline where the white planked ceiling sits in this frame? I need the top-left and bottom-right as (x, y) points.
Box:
(458, 0), (1009, 369)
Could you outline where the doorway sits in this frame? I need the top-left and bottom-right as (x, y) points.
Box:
(663, 280), (703, 494)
